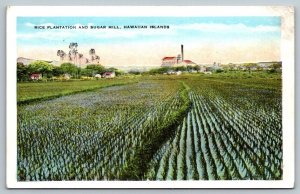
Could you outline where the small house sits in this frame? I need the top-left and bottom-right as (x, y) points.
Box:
(167, 70), (175, 75)
(102, 72), (116, 78)
(95, 74), (101, 79)
(30, 73), (42, 80)
(176, 71), (182, 75)
(64, 73), (71, 80)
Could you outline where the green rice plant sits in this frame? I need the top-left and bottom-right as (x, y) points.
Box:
(18, 74), (282, 181)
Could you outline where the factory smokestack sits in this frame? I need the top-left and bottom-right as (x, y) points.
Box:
(181, 44), (184, 62)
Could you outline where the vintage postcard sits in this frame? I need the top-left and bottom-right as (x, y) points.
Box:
(6, 6), (294, 188)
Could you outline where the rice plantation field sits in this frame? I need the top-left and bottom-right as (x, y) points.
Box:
(17, 78), (138, 104)
(17, 73), (282, 181)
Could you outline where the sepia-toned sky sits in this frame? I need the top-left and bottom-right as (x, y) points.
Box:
(17, 17), (281, 67)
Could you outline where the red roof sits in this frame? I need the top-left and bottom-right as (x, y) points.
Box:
(183, 60), (195, 64)
(30, 73), (41, 77)
(162, 57), (176, 60)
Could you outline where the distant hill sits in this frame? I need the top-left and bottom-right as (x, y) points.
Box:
(17, 57), (61, 66)
(17, 57), (34, 66)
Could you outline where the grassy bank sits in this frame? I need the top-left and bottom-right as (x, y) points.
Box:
(17, 78), (138, 105)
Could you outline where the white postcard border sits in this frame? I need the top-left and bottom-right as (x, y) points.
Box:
(6, 6), (295, 188)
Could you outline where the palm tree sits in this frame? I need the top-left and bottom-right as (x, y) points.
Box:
(89, 48), (96, 63)
(57, 50), (66, 61)
(78, 53), (83, 66)
(69, 42), (78, 66)
(95, 55), (100, 64)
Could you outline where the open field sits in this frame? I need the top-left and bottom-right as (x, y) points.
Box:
(17, 72), (282, 181)
(146, 75), (281, 180)
(17, 78), (138, 104)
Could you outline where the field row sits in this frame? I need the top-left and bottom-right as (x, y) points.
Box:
(17, 80), (188, 180)
(17, 75), (282, 181)
(146, 77), (282, 180)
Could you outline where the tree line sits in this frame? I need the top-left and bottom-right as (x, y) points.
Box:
(147, 62), (282, 75)
(17, 61), (119, 82)
(147, 65), (201, 75)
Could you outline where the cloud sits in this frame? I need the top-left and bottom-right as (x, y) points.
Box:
(74, 23), (84, 28)
(25, 22), (35, 27)
(40, 23), (55, 27)
(25, 22), (55, 27)
(89, 28), (174, 38)
(17, 30), (75, 40)
(173, 23), (280, 33)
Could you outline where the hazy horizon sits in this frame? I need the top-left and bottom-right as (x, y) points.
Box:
(17, 16), (281, 67)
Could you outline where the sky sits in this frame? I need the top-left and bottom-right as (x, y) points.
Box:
(17, 16), (281, 68)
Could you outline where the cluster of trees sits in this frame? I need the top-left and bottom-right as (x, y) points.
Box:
(222, 62), (282, 73)
(148, 65), (200, 75)
(57, 42), (100, 65)
(147, 62), (282, 75)
(17, 61), (118, 82)
(17, 42), (109, 81)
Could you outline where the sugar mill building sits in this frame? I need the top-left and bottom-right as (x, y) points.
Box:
(161, 45), (197, 67)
